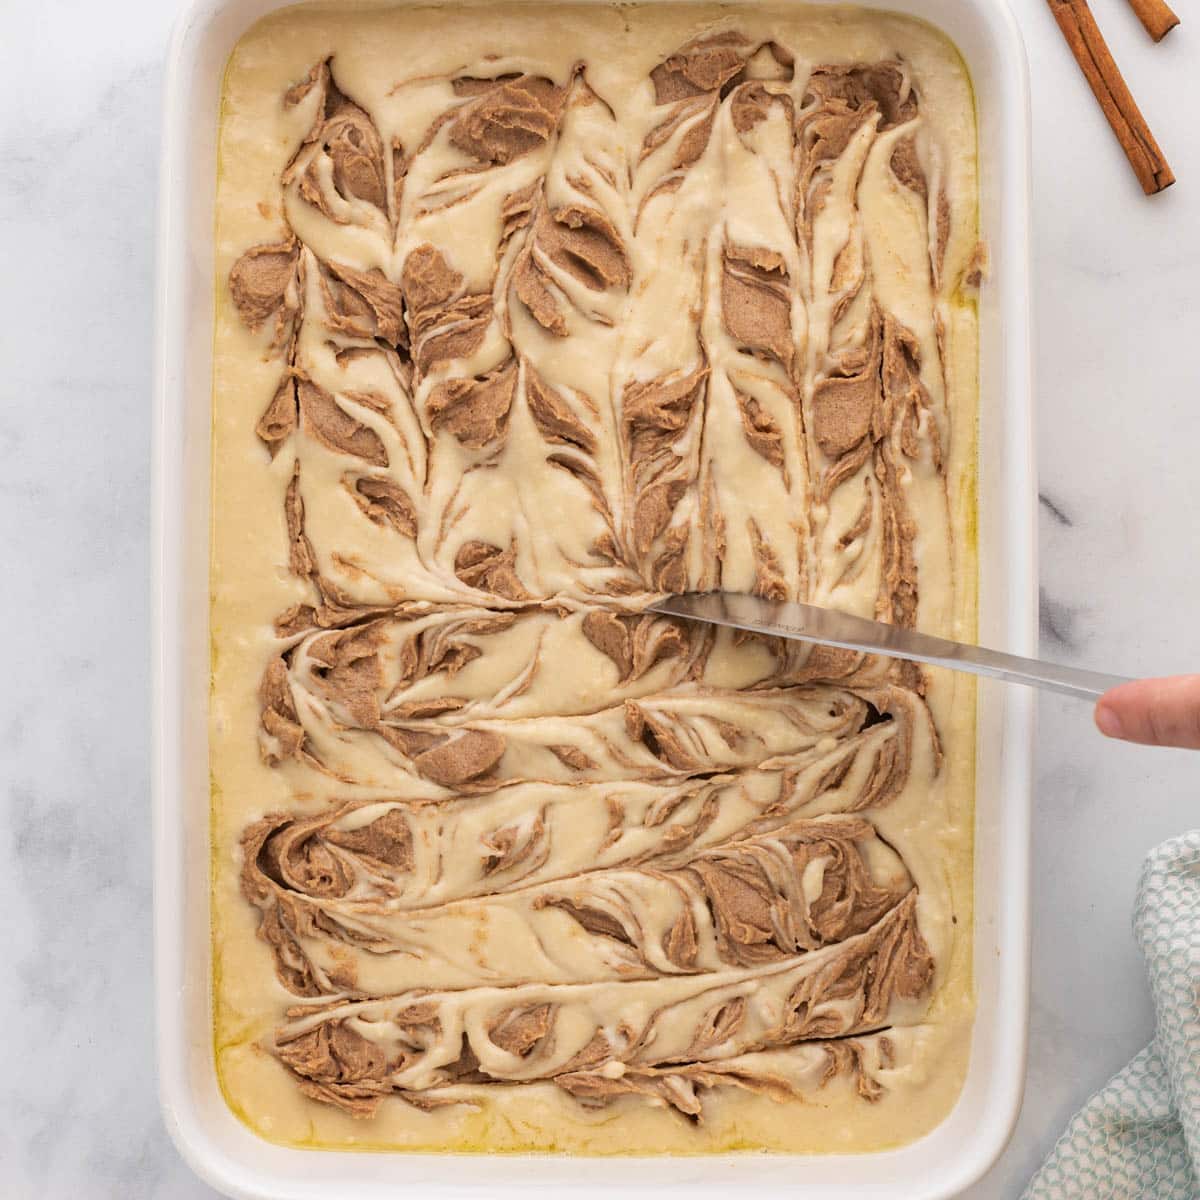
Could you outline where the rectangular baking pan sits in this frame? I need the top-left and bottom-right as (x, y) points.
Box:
(153, 1), (1034, 1195)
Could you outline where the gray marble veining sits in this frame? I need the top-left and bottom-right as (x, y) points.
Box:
(1, 1), (1196, 1196)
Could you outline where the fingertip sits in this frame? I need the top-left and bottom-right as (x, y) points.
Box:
(1094, 700), (1124, 739)
(1092, 676), (1200, 749)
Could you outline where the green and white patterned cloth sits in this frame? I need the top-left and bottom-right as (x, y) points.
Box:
(1024, 830), (1200, 1200)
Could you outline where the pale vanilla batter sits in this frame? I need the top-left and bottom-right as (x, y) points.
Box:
(210, 0), (980, 1154)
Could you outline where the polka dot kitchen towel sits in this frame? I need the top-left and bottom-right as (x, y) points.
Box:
(1024, 831), (1200, 1200)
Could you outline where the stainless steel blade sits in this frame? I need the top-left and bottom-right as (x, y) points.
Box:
(648, 592), (1129, 701)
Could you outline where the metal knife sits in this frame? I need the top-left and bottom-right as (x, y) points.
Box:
(648, 592), (1129, 701)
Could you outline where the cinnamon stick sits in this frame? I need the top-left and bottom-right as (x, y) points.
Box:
(1047, 0), (1174, 194)
(1126, 0), (1180, 42)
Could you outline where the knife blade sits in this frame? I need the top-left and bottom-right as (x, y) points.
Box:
(647, 592), (1129, 701)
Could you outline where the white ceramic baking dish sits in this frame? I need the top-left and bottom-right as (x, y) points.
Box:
(152, 1), (1034, 1195)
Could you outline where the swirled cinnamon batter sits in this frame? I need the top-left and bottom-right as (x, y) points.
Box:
(211, 1), (980, 1154)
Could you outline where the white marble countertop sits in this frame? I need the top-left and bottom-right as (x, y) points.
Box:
(2, 1), (1197, 1195)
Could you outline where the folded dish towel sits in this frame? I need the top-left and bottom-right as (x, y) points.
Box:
(1023, 830), (1200, 1200)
